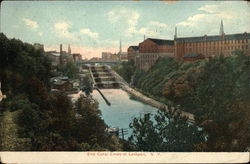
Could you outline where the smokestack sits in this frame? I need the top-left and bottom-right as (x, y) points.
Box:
(60, 44), (63, 64)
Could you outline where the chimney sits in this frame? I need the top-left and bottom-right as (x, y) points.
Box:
(60, 44), (63, 64)
(174, 27), (177, 39)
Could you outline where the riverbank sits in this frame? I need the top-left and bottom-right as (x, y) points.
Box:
(120, 84), (194, 123)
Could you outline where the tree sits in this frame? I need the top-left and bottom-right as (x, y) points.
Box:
(129, 108), (205, 151)
(191, 52), (250, 151)
(57, 62), (78, 79)
(113, 61), (135, 83)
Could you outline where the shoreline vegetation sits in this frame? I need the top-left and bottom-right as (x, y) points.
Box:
(113, 53), (250, 151)
(0, 33), (249, 151)
(120, 84), (195, 122)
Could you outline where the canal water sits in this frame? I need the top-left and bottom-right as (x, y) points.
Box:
(69, 89), (159, 139)
(92, 89), (158, 139)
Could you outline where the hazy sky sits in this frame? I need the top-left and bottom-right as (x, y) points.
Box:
(1, 0), (250, 59)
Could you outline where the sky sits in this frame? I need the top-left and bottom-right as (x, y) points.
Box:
(1, 0), (250, 59)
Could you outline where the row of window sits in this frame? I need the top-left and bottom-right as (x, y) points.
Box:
(185, 39), (249, 46)
(186, 45), (248, 52)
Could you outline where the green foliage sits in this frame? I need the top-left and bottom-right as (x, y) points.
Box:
(72, 95), (122, 151)
(57, 62), (78, 79)
(113, 61), (135, 83)
(81, 73), (93, 95)
(135, 57), (181, 97)
(128, 51), (250, 151)
(129, 109), (205, 151)
(0, 33), (51, 94)
(190, 52), (250, 151)
(0, 33), (122, 151)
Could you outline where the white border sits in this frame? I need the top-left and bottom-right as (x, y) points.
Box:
(0, 152), (249, 163)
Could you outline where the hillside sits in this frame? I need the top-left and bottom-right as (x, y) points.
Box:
(0, 33), (122, 151)
(118, 52), (250, 151)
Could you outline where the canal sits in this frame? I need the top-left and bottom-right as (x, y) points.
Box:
(92, 89), (158, 139)
(69, 89), (159, 139)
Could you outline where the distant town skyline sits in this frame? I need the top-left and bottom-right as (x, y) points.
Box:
(1, 0), (250, 59)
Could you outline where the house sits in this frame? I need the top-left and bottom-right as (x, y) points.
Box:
(53, 80), (73, 91)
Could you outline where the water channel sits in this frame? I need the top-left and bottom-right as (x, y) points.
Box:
(92, 89), (158, 139)
(70, 89), (158, 139)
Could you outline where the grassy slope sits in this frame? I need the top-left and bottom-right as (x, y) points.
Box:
(0, 111), (30, 150)
(134, 57), (206, 111)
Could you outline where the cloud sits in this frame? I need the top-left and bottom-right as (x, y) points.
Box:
(177, 2), (237, 28)
(38, 32), (43, 36)
(54, 22), (75, 40)
(54, 22), (99, 41)
(198, 4), (220, 13)
(108, 7), (140, 37)
(149, 21), (168, 28)
(22, 18), (38, 29)
(177, 14), (207, 27)
(80, 28), (99, 39)
(175, 2), (245, 36)
(129, 21), (169, 37)
(108, 8), (139, 26)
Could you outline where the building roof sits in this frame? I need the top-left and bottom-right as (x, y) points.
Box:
(148, 38), (174, 46)
(176, 32), (249, 43)
(45, 51), (60, 57)
(51, 52), (60, 57)
(129, 46), (139, 50)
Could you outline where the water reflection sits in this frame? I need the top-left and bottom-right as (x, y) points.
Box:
(92, 89), (158, 139)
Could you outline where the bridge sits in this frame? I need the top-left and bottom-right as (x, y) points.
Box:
(76, 60), (121, 66)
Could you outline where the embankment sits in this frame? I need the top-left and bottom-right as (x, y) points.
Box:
(120, 84), (194, 123)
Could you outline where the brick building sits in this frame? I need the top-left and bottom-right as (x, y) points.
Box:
(136, 38), (174, 71)
(127, 46), (139, 62)
(175, 33), (250, 60)
(72, 53), (82, 62)
(102, 52), (119, 61)
(175, 21), (250, 60)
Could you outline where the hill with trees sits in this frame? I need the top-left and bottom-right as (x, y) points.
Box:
(117, 52), (250, 151)
(0, 33), (121, 151)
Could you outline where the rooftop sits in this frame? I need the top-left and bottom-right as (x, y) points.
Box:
(176, 32), (249, 43)
(129, 46), (139, 50)
(148, 38), (174, 46)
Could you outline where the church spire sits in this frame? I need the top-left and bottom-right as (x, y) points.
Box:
(119, 39), (122, 53)
(68, 44), (71, 55)
(174, 26), (177, 39)
(220, 20), (225, 36)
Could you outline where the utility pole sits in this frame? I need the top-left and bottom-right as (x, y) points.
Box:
(121, 128), (124, 140)
(119, 128), (128, 140)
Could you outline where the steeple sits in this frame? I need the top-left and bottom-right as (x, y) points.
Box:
(119, 39), (122, 61)
(68, 44), (71, 55)
(174, 27), (177, 39)
(119, 39), (122, 53)
(60, 44), (63, 64)
(220, 20), (225, 36)
(144, 35), (146, 41)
